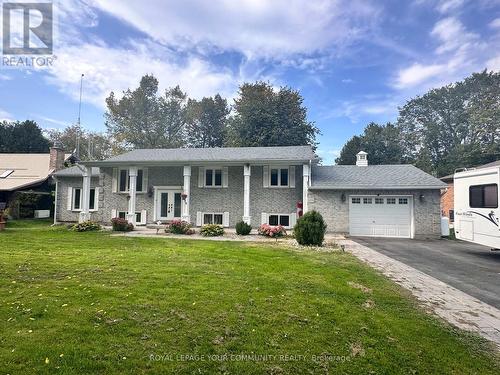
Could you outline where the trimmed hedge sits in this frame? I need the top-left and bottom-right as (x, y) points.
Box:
(293, 210), (327, 246)
(70, 221), (101, 232)
(111, 217), (134, 232)
(200, 224), (224, 237)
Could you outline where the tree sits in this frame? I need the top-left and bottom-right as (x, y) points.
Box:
(397, 70), (500, 176)
(227, 82), (319, 148)
(0, 120), (50, 153)
(45, 124), (115, 161)
(335, 123), (403, 165)
(185, 94), (229, 148)
(105, 75), (187, 149)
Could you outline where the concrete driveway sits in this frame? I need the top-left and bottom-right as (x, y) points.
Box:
(352, 237), (500, 308)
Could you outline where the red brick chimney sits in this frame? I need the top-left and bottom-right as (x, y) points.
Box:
(49, 145), (65, 171)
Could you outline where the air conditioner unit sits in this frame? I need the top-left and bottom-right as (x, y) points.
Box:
(34, 210), (50, 218)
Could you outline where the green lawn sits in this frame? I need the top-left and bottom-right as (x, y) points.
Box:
(1, 221), (498, 374)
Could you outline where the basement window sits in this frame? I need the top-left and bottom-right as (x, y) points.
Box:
(268, 214), (290, 227)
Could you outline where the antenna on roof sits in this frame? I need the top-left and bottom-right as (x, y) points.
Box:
(76, 73), (84, 159)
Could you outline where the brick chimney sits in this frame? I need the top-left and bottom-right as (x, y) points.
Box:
(49, 144), (65, 171)
(356, 151), (368, 166)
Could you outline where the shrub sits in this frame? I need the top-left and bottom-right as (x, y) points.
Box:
(200, 224), (224, 237)
(169, 219), (193, 235)
(235, 221), (252, 235)
(258, 224), (286, 238)
(293, 210), (327, 246)
(70, 220), (101, 232)
(111, 217), (134, 232)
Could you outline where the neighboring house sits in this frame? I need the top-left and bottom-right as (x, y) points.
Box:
(0, 147), (73, 217)
(53, 146), (446, 239)
(440, 160), (500, 223)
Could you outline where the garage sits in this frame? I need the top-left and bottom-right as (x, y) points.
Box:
(349, 195), (413, 238)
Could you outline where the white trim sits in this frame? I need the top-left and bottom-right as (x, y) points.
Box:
(268, 165), (291, 188)
(266, 213), (294, 229)
(154, 187), (183, 221)
(112, 168), (118, 193)
(200, 212), (226, 227)
(117, 168), (147, 193)
(203, 167), (224, 188)
(289, 166), (296, 188)
(71, 187), (98, 212)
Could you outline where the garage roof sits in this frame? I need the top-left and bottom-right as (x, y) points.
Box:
(311, 165), (447, 190)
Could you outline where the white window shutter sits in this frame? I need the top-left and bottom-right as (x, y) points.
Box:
(289, 166), (296, 188)
(223, 212), (229, 227)
(222, 167), (229, 188)
(142, 168), (148, 192)
(263, 166), (269, 188)
(66, 187), (73, 211)
(290, 213), (297, 228)
(112, 168), (118, 193)
(196, 211), (202, 226)
(261, 212), (267, 225)
(141, 209), (147, 225)
(111, 209), (117, 219)
(198, 167), (205, 188)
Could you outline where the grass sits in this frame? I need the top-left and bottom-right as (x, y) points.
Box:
(0, 221), (498, 374)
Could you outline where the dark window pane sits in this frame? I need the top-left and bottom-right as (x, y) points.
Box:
(119, 170), (127, 191)
(174, 193), (182, 217)
(89, 189), (95, 210)
(214, 214), (223, 225)
(484, 184), (498, 208)
(469, 186), (483, 207)
(204, 214), (213, 224)
(449, 210), (454, 222)
(270, 169), (279, 186)
(118, 211), (126, 219)
(73, 188), (81, 210)
(279, 215), (289, 227)
(269, 215), (278, 225)
(280, 169), (288, 186)
(136, 169), (143, 192)
(160, 193), (168, 217)
(214, 169), (222, 186)
(206, 169), (213, 186)
(136, 212), (141, 223)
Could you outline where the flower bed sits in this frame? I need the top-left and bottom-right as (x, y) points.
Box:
(258, 224), (286, 238)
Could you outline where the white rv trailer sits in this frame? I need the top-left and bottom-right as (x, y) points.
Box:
(454, 165), (499, 249)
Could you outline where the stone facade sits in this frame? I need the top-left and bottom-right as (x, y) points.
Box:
(308, 188), (442, 239)
(55, 165), (442, 238)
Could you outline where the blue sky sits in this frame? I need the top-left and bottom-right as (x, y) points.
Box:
(0, 0), (499, 164)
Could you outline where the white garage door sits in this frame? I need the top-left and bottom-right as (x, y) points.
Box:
(349, 196), (412, 238)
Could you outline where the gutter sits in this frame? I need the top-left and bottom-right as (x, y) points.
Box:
(78, 159), (313, 167)
(308, 185), (447, 190)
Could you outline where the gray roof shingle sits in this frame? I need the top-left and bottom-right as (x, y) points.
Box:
(82, 146), (315, 165)
(53, 166), (100, 177)
(311, 165), (446, 190)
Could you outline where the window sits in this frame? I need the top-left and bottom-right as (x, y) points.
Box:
(399, 198), (408, 205)
(375, 198), (384, 204)
(0, 170), (14, 178)
(118, 211), (143, 223)
(352, 197), (361, 204)
(118, 169), (145, 192)
(203, 213), (223, 225)
(72, 188), (96, 211)
(359, 155), (366, 160)
(470, 184), (498, 208)
(268, 214), (290, 227)
(205, 169), (222, 187)
(363, 197), (372, 204)
(270, 168), (289, 187)
(387, 198), (396, 204)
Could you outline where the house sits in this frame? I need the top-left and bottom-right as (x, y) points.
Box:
(53, 146), (446, 238)
(440, 159), (500, 223)
(0, 146), (73, 218)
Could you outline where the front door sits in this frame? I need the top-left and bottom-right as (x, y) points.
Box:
(155, 189), (182, 221)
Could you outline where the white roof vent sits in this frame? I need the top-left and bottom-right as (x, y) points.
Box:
(356, 151), (368, 166)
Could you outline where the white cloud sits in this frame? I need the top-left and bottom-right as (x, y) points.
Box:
(430, 17), (480, 54)
(489, 18), (500, 28)
(394, 63), (446, 89)
(34, 115), (71, 129)
(322, 95), (399, 123)
(0, 109), (13, 122)
(88, 0), (380, 59)
(486, 55), (500, 71)
(0, 74), (12, 81)
(436, 0), (466, 13)
(45, 39), (241, 109)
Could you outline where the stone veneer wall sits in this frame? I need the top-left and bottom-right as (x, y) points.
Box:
(308, 189), (442, 239)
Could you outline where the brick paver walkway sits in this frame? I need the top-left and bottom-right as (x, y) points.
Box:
(340, 238), (500, 347)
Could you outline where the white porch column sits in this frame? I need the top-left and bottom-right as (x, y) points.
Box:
(243, 164), (251, 224)
(302, 163), (310, 214)
(126, 167), (137, 226)
(79, 166), (92, 223)
(182, 165), (191, 222)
